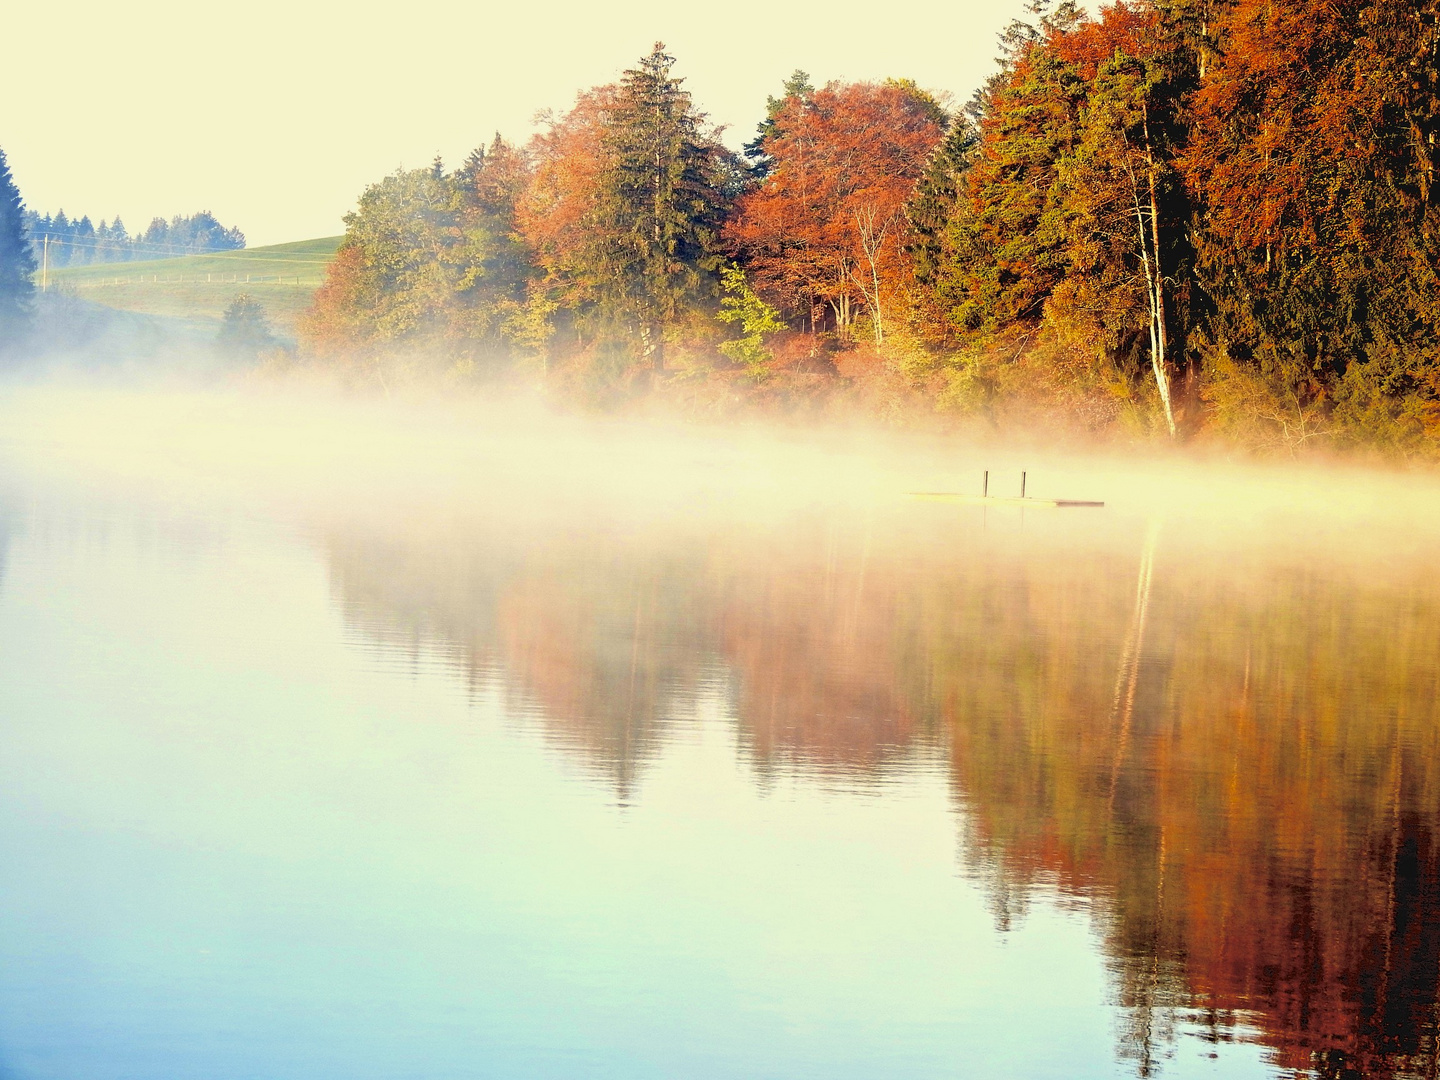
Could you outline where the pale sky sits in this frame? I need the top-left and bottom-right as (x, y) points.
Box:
(4, 0), (1029, 247)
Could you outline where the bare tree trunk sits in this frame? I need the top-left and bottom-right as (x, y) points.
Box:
(639, 322), (664, 373)
(1142, 104), (1176, 435)
(1123, 128), (1177, 437)
(851, 204), (893, 347)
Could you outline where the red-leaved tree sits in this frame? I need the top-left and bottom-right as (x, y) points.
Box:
(726, 80), (945, 346)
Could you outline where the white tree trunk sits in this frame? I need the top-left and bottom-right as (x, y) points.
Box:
(851, 204), (893, 347)
(1123, 130), (1176, 437)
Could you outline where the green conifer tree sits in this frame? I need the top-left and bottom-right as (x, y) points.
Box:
(743, 70), (815, 176)
(0, 147), (37, 348)
(943, 46), (1087, 332)
(592, 43), (736, 371)
(905, 118), (977, 316)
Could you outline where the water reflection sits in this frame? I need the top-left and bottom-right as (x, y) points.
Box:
(324, 502), (1440, 1078)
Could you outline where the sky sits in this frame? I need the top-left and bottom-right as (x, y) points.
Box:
(4, 0), (1031, 247)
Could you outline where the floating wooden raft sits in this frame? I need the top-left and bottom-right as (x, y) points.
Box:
(905, 492), (1105, 508)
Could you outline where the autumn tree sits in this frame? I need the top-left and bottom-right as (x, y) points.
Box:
(915, 1), (1195, 435)
(595, 43), (737, 370)
(303, 144), (535, 369)
(518, 87), (613, 348)
(520, 47), (737, 375)
(0, 146), (36, 348)
(1180, 0), (1440, 451)
(301, 164), (458, 360)
(726, 80), (946, 346)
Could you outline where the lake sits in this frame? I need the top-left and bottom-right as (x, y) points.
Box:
(0, 389), (1435, 1079)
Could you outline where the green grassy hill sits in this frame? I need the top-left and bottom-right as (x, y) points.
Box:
(45, 236), (343, 338)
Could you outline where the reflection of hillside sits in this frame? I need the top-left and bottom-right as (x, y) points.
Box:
(323, 508), (1440, 1077)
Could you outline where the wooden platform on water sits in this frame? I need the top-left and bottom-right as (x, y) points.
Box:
(906, 492), (1105, 508)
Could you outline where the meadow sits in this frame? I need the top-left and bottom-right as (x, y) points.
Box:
(43, 236), (342, 337)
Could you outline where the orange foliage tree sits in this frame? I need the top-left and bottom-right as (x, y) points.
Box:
(725, 80), (945, 346)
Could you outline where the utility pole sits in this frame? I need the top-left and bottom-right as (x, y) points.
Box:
(41, 235), (49, 292)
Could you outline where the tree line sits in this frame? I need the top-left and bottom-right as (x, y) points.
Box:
(302, 1), (1440, 453)
(0, 143), (249, 350)
(21, 209), (245, 267)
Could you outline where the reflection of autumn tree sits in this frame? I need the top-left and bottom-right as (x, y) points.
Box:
(323, 506), (1440, 1076)
(922, 534), (1440, 1078)
(325, 522), (709, 798)
(494, 550), (711, 799)
(709, 522), (930, 774)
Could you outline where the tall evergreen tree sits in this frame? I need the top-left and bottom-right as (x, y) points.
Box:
(905, 116), (978, 339)
(449, 135), (539, 356)
(941, 45), (1087, 333)
(743, 70), (815, 177)
(0, 147), (37, 347)
(593, 43), (736, 370)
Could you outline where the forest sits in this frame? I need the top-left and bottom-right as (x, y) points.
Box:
(299, 0), (1440, 456)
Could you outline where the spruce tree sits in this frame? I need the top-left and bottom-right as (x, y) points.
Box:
(593, 43), (735, 370)
(0, 147), (37, 347)
(906, 118), (977, 301)
(743, 70), (815, 177)
(943, 46), (1086, 332)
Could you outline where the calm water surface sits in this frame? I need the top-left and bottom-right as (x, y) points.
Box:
(0, 403), (1436, 1079)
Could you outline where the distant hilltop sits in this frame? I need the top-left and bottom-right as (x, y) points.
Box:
(22, 210), (245, 268)
(41, 235), (343, 338)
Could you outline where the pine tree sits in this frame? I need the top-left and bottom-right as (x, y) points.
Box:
(905, 116), (978, 339)
(449, 135), (538, 356)
(593, 42), (735, 370)
(942, 45), (1087, 333)
(0, 147), (37, 347)
(50, 210), (72, 268)
(743, 70), (815, 177)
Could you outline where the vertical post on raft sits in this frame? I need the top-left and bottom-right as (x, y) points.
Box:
(983, 471), (989, 498)
(1021, 472), (1027, 499)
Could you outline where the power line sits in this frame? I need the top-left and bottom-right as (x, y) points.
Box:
(30, 233), (337, 267)
(23, 223), (250, 258)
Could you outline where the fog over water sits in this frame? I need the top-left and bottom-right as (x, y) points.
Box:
(0, 384), (1436, 1079)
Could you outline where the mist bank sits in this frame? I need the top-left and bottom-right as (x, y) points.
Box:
(4, 382), (1439, 557)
